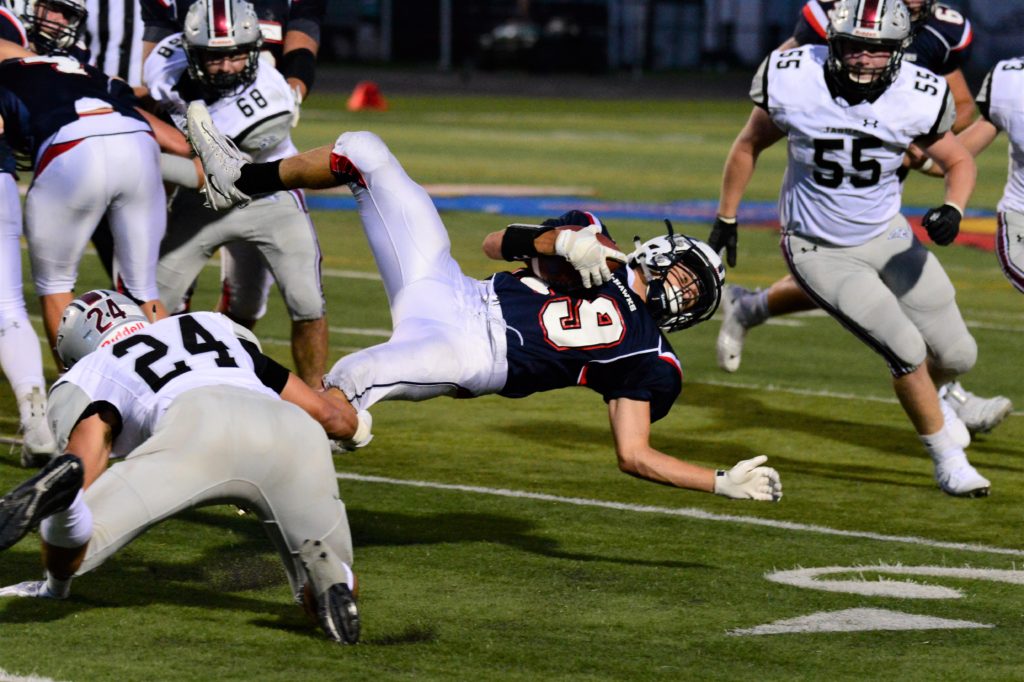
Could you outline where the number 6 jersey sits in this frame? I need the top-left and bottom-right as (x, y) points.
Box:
(753, 44), (955, 245)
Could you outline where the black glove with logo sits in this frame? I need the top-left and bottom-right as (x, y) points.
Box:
(921, 203), (962, 246)
(708, 215), (738, 267)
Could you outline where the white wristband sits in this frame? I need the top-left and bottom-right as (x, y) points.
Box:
(919, 158), (934, 172)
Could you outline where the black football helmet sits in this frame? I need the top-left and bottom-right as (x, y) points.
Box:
(628, 220), (725, 333)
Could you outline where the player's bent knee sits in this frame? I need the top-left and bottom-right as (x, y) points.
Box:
(934, 334), (977, 376)
(333, 131), (392, 175)
(890, 329), (928, 371)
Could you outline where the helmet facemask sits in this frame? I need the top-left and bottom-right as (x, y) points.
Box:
(628, 220), (725, 333)
(25, 0), (86, 55)
(183, 0), (263, 96)
(826, 0), (911, 101)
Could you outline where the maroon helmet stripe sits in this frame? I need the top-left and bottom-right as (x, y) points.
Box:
(211, 0), (230, 38)
(860, 0), (881, 27)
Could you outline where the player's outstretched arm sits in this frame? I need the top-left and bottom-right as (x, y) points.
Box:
(607, 397), (781, 501)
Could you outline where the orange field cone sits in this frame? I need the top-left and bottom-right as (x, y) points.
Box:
(347, 81), (388, 111)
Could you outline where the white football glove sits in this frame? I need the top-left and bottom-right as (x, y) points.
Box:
(290, 84), (303, 128)
(553, 224), (627, 288)
(0, 579), (65, 599)
(713, 455), (782, 502)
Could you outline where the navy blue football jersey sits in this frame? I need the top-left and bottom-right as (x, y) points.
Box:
(793, 1), (972, 75)
(141, 0), (325, 61)
(493, 268), (682, 423)
(0, 7), (26, 176)
(0, 56), (145, 160)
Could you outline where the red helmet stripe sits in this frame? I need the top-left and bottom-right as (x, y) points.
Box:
(860, 0), (881, 28)
(211, 0), (231, 38)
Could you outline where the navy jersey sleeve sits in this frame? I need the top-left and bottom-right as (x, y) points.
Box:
(287, 0), (325, 42)
(791, 1), (830, 46)
(141, 0), (179, 43)
(584, 352), (681, 423)
(0, 8), (27, 47)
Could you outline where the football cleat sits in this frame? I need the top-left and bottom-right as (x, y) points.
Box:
(0, 454), (83, 551)
(716, 284), (750, 373)
(0, 579), (64, 599)
(299, 539), (360, 644)
(18, 387), (56, 468)
(938, 394), (971, 449)
(932, 454), (991, 498)
(940, 382), (1013, 435)
(186, 101), (252, 211)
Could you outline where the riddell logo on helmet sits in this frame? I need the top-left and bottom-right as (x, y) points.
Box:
(98, 321), (147, 348)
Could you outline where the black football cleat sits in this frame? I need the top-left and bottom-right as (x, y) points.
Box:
(299, 539), (360, 644)
(0, 454), (83, 550)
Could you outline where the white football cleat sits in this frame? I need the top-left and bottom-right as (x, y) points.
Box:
(18, 387), (56, 468)
(932, 454), (991, 498)
(940, 382), (1013, 435)
(716, 284), (750, 373)
(938, 393), (971, 449)
(0, 579), (64, 599)
(186, 101), (252, 211)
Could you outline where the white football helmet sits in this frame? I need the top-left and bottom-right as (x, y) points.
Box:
(23, 0), (86, 55)
(826, 0), (912, 100)
(55, 290), (149, 368)
(628, 221), (725, 332)
(183, 0), (262, 95)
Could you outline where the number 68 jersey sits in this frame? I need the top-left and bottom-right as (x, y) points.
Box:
(144, 33), (297, 163)
(754, 44), (956, 246)
(48, 313), (279, 458)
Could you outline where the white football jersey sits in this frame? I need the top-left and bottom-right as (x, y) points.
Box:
(143, 34), (297, 162)
(976, 57), (1024, 214)
(753, 45), (955, 245)
(49, 312), (278, 458)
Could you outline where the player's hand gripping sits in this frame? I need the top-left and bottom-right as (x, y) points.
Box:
(708, 215), (738, 267)
(921, 203), (962, 246)
(714, 455), (782, 501)
(554, 224), (627, 288)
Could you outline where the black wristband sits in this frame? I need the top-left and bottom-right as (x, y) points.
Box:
(236, 160), (286, 196)
(501, 224), (554, 261)
(279, 48), (317, 94)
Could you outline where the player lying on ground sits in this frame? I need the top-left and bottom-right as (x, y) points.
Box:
(185, 103), (783, 502)
(0, 290), (362, 644)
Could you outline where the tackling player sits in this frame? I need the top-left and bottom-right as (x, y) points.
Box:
(0, 290), (361, 644)
(711, 0), (988, 497)
(146, 0), (328, 386)
(710, 0), (1011, 436)
(185, 104), (784, 502)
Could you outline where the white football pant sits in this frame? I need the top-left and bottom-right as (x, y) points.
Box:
(997, 209), (1024, 294)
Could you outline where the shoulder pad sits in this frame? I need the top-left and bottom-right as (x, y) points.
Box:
(236, 112), (292, 155)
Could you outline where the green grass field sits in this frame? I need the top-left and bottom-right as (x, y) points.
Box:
(1, 92), (1022, 681)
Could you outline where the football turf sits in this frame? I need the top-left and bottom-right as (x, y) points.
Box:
(0, 93), (1021, 681)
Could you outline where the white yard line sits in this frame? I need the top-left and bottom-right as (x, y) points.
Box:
(336, 472), (1024, 558)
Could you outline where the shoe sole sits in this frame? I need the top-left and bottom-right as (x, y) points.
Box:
(0, 455), (83, 550)
(941, 485), (990, 498)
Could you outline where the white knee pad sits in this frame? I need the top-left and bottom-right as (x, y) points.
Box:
(333, 131), (392, 176)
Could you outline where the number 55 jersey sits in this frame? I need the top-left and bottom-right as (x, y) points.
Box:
(754, 44), (955, 246)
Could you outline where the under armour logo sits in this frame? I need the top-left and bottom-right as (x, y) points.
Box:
(863, 119), (879, 128)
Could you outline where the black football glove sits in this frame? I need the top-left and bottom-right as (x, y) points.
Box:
(708, 215), (738, 267)
(921, 203), (962, 246)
